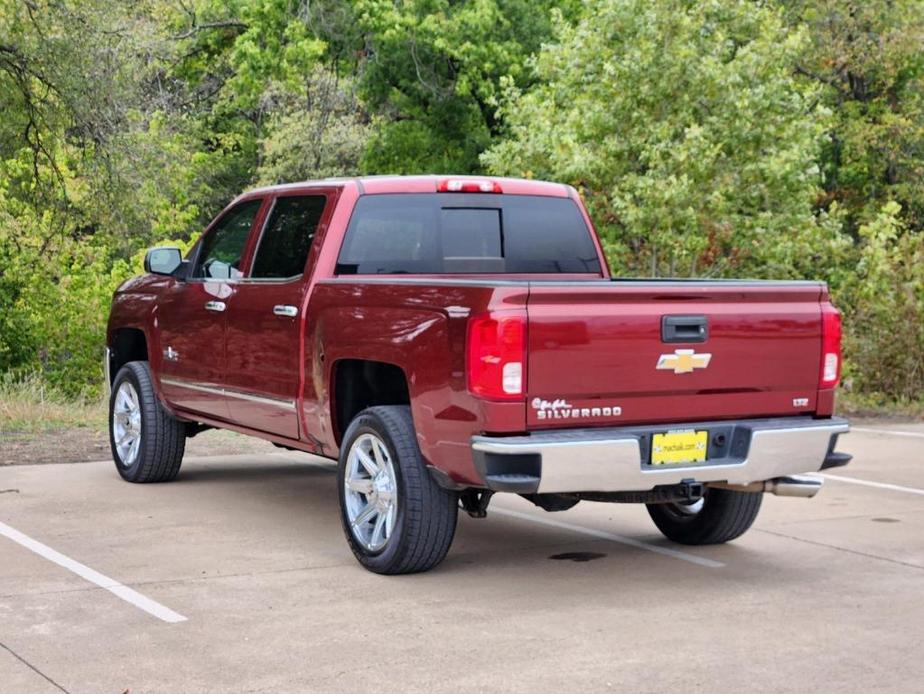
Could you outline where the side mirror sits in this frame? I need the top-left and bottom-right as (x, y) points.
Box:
(144, 247), (183, 276)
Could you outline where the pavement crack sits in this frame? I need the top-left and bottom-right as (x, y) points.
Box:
(0, 640), (70, 693)
(0, 489), (19, 494)
(755, 528), (924, 571)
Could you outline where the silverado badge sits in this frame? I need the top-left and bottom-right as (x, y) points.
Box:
(531, 398), (622, 420)
(656, 349), (712, 374)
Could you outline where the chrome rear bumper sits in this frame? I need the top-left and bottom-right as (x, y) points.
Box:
(471, 416), (849, 494)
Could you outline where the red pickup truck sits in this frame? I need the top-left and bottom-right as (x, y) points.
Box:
(106, 175), (850, 574)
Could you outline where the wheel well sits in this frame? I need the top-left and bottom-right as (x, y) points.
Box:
(333, 359), (410, 443)
(108, 328), (148, 384)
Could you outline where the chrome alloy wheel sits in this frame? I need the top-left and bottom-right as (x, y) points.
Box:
(112, 382), (142, 467)
(343, 433), (398, 552)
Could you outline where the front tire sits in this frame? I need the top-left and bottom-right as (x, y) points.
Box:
(109, 361), (186, 483)
(646, 488), (762, 545)
(337, 406), (458, 574)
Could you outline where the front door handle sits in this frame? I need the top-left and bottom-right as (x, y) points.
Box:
(204, 301), (227, 313)
(273, 304), (298, 318)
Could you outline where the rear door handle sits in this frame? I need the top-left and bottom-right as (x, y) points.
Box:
(273, 304), (298, 318)
(204, 301), (226, 313)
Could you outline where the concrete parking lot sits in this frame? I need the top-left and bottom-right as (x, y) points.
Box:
(1, 422), (923, 693)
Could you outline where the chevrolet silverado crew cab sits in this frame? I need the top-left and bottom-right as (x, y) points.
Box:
(106, 175), (851, 574)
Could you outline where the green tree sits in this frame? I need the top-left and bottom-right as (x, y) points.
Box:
(484, 0), (848, 278)
(842, 202), (924, 400)
(354, 0), (576, 173)
(787, 0), (924, 236)
(254, 70), (372, 184)
(0, 0), (366, 392)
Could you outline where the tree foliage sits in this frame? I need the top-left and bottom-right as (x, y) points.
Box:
(353, 0), (576, 173)
(0, 0), (922, 402)
(787, 0), (924, 237)
(842, 201), (924, 400)
(483, 0), (848, 278)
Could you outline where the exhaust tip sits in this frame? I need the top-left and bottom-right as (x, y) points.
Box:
(766, 475), (823, 498)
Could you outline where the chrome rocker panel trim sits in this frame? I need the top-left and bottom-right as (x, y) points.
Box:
(471, 417), (849, 494)
(160, 377), (296, 410)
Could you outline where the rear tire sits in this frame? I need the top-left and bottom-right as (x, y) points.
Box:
(646, 488), (762, 545)
(109, 361), (186, 483)
(337, 406), (458, 574)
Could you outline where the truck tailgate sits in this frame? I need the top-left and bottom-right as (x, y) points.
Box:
(526, 281), (825, 429)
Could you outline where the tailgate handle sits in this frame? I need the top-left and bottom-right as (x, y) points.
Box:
(662, 315), (708, 343)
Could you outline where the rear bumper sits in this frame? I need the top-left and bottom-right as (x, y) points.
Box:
(470, 416), (850, 494)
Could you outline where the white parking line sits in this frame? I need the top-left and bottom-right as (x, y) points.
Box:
(0, 521), (187, 623)
(491, 507), (725, 568)
(821, 473), (924, 497)
(851, 426), (924, 439)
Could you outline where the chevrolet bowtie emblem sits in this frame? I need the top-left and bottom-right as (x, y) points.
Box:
(656, 349), (712, 374)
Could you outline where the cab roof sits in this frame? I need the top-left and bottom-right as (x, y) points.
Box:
(244, 175), (573, 198)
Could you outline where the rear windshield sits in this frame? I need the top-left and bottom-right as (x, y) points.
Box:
(336, 193), (601, 275)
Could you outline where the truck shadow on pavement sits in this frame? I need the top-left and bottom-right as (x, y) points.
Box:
(171, 459), (332, 484)
(154, 457), (809, 588)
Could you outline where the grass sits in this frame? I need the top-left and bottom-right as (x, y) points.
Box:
(838, 391), (924, 421)
(0, 373), (106, 434)
(1, 372), (920, 437)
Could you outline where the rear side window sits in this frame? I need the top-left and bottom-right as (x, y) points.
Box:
(251, 195), (327, 278)
(336, 194), (601, 275)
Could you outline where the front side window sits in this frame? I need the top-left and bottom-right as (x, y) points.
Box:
(251, 195), (327, 279)
(194, 199), (262, 279)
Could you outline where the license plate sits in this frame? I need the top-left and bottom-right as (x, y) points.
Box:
(651, 430), (708, 465)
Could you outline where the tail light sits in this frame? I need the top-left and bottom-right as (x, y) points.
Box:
(467, 311), (526, 400)
(437, 178), (502, 193)
(819, 305), (842, 388)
